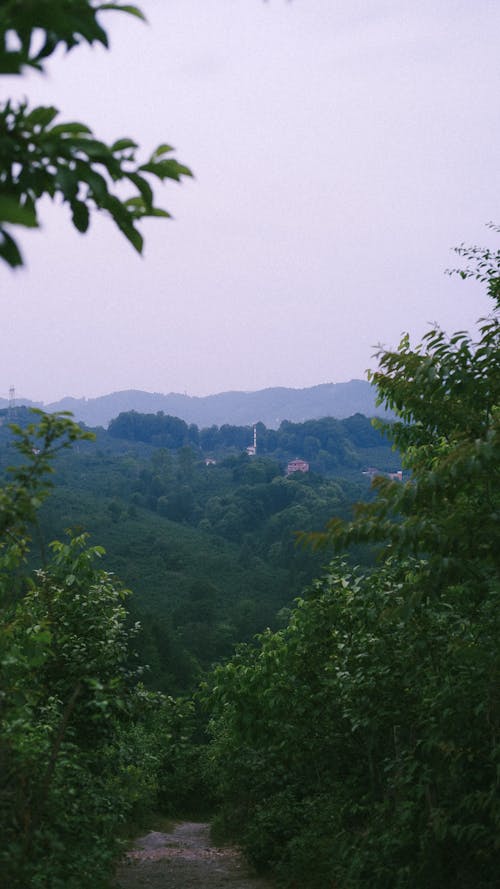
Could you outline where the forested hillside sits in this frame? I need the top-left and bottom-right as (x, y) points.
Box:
(0, 411), (392, 692)
(107, 410), (396, 477)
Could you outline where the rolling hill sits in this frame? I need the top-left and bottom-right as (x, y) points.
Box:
(1, 379), (389, 428)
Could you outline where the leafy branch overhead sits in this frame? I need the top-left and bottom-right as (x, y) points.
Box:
(0, 1), (192, 268)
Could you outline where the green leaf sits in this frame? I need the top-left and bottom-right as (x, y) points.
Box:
(25, 106), (59, 128)
(117, 218), (143, 253)
(64, 137), (112, 160)
(123, 196), (145, 216)
(139, 159), (193, 182)
(0, 228), (23, 267)
(111, 138), (138, 152)
(104, 194), (144, 252)
(148, 207), (171, 218)
(127, 172), (153, 208)
(98, 4), (148, 22)
(33, 32), (59, 64)
(55, 168), (79, 202)
(71, 200), (90, 233)
(48, 122), (94, 137)
(0, 51), (35, 76)
(0, 198), (38, 228)
(75, 165), (109, 203)
(149, 143), (175, 161)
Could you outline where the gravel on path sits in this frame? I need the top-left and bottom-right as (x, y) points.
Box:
(114, 821), (275, 889)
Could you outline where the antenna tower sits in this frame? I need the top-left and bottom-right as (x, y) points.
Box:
(8, 385), (15, 421)
(246, 423), (257, 457)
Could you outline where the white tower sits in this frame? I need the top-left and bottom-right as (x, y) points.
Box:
(246, 424), (257, 456)
(8, 386), (15, 420)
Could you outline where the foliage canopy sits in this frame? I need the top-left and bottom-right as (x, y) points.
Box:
(0, 413), (202, 886)
(308, 235), (500, 602)
(0, 1), (192, 267)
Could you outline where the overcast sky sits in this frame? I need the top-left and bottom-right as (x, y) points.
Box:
(1, 0), (499, 403)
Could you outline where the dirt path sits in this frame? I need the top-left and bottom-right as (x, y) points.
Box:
(114, 821), (275, 889)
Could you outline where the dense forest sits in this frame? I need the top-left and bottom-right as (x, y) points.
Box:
(0, 410), (393, 692)
(107, 408), (395, 474)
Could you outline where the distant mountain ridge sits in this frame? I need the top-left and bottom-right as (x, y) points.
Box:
(0, 380), (389, 429)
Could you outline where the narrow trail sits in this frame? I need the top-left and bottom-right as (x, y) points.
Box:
(114, 821), (275, 889)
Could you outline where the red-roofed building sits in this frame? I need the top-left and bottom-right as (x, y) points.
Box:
(286, 458), (310, 476)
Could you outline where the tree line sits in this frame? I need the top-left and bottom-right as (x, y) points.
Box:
(107, 410), (397, 477)
(0, 419), (371, 693)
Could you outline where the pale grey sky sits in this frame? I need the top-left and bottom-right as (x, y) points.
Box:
(1, 0), (499, 403)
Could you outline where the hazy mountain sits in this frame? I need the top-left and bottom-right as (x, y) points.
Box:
(3, 380), (389, 429)
(0, 397), (41, 412)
